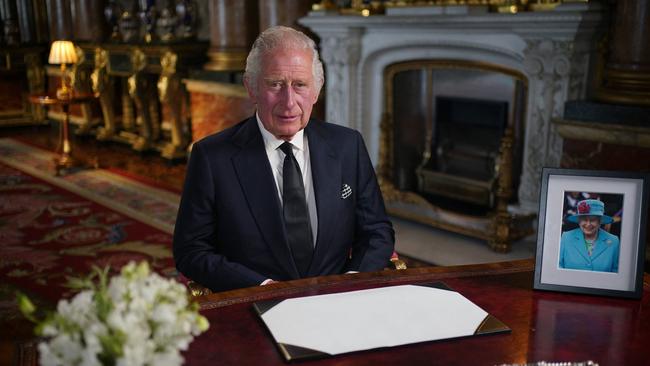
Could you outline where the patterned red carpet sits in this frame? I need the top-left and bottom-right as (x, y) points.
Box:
(0, 139), (179, 318)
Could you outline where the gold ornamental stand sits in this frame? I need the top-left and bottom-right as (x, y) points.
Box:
(29, 93), (97, 176)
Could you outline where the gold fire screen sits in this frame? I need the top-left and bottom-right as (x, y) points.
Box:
(378, 60), (535, 252)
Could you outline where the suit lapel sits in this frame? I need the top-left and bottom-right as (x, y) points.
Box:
(231, 118), (299, 279)
(305, 122), (341, 276)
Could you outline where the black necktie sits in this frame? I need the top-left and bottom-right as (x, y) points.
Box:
(279, 141), (313, 277)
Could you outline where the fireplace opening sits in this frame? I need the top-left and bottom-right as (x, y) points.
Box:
(382, 60), (526, 217)
(433, 96), (508, 181)
(417, 96), (508, 212)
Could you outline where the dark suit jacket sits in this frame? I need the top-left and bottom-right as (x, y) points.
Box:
(173, 117), (395, 292)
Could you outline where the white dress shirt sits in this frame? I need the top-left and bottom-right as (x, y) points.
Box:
(256, 114), (318, 247)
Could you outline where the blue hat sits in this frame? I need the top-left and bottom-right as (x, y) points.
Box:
(567, 199), (613, 225)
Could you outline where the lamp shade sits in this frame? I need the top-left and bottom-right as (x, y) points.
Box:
(48, 40), (78, 65)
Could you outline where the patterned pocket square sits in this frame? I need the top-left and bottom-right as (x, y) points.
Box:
(341, 184), (352, 199)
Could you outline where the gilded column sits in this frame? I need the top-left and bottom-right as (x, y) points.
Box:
(205, 0), (258, 71)
(17, 0), (49, 44)
(595, 0), (650, 106)
(258, 0), (313, 31)
(16, 0), (31, 44)
(0, 0), (20, 44)
(71, 0), (106, 42)
(45, 0), (73, 39)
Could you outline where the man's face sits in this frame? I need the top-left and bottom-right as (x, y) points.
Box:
(245, 48), (319, 141)
(578, 216), (600, 238)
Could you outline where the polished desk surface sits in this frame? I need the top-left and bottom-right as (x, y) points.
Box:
(190, 259), (650, 365)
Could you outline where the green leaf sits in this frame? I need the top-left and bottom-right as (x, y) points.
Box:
(99, 329), (126, 360)
(197, 315), (210, 332)
(65, 276), (92, 290)
(15, 292), (38, 323)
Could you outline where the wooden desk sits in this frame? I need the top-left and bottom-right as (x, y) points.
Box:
(191, 259), (650, 365)
(7, 260), (650, 365)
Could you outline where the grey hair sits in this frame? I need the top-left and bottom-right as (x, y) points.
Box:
(244, 26), (325, 94)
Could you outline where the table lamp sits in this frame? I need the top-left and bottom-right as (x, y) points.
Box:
(48, 40), (78, 99)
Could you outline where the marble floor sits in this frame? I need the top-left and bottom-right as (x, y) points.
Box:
(392, 216), (537, 267)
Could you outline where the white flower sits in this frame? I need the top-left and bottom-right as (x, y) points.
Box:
(38, 342), (62, 366)
(29, 261), (209, 366)
(117, 339), (153, 366)
(151, 349), (184, 366)
(48, 333), (84, 364)
(57, 290), (96, 327)
(80, 321), (106, 365)
(153, 303), (177, 324)
(41, 323), (59, 337)
(79, 347), (103, 366)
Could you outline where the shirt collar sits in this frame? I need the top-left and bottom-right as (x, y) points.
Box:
(255, 112), (305, 153)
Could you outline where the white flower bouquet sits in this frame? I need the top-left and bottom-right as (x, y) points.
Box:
(18, 261), (209, 366)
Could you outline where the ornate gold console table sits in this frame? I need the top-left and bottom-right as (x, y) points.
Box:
(76, 42), (207, 159)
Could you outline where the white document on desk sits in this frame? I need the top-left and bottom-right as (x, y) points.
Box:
(255, 283), (509, 359)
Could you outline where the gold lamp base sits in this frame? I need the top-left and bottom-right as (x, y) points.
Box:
(56, 63), (72, 100)
(56, 87), (72, 100)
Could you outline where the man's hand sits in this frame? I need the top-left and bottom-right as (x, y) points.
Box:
(261, 279), (278, 286)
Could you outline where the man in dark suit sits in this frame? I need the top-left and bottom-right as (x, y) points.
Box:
(173, 26), (394, 292)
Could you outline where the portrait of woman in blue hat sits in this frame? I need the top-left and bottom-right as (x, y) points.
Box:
(559, 198), (620, 273)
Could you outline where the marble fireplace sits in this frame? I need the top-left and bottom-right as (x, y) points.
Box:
(300, 3), (606, 220)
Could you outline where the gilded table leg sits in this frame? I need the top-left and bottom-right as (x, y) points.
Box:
(158, 51), (187, 159)
(92, 48), (117, 140)
(121, 79), (135, 132)
(70, 46), (93, 135)
(128, 48), (154, 151)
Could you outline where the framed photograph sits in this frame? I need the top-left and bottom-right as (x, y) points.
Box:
(534, 168), (649, 299)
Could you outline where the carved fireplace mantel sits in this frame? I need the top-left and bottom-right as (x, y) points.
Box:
(300, 3), (606, 213)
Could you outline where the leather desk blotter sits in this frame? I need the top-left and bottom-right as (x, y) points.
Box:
(253, 282), (510, 361)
